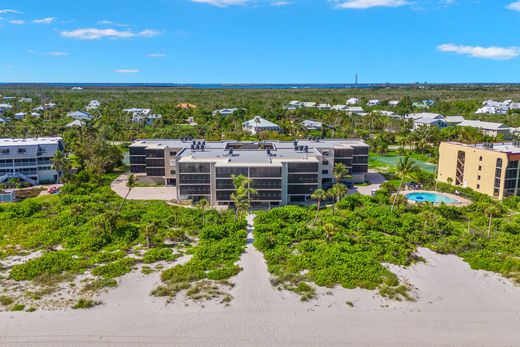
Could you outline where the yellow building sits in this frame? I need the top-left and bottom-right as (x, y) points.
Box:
(437, 141), (520, 200)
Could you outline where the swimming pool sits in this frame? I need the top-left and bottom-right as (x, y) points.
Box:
(405, 192), (459, 204)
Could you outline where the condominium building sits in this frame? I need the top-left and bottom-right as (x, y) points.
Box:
(129, 139), (369, 207)
(0, 137), (64, 186)
(437, 141), (520, 199)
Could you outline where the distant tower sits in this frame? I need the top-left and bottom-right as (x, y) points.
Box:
(355, 73), (358, 85)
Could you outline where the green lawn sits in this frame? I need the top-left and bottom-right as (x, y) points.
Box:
(370, 154), (437, 173)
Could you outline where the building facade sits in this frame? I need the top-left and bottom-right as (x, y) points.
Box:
(437, 141), (520, 199)
(130, 139), (369, 207)
(0, 137), (64, 186)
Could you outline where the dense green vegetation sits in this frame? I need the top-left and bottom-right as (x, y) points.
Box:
(153, 214), (247, 300)
(1, 86), (519, 165)
(0, 167), (247, 306)
(254, 191), (520, 300)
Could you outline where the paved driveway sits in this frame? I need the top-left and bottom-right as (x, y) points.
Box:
(349, 171), (386, 196)
(111, 173), (177, 201)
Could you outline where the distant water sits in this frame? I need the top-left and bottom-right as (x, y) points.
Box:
(1, 83), (518, 89)
(0, 83), (381, 89)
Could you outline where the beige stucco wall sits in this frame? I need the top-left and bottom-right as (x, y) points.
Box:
(437, 142), (508, 199)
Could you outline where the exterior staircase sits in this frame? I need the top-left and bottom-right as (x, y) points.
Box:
(0, 172), (38, 186)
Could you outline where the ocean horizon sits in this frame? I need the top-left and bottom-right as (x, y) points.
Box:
(1, 82), (517, 89)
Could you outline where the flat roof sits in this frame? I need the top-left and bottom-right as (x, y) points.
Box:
(0, 137), (62, 147)
(445, 141), (520, 154)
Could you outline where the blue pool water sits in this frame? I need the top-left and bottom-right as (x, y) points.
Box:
(405, 192), (459, 204)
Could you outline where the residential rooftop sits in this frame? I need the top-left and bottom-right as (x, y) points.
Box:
(445, 141), (520, 154)
(0, 137), (63, 147)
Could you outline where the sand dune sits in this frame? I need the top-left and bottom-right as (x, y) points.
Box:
(1, 216), (520, 346)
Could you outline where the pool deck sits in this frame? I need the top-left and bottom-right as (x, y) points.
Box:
(400, 190), (472, 207)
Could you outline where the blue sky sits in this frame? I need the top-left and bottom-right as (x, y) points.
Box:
(1, 0), (520, 83)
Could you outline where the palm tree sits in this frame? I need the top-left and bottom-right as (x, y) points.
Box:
(322, 223), (337, 243)
(311, 188), (327, 225)
(329, 183), (347, 215)
(196, 198), (209, 226)
(391, 156), (418, 211)
(485, 205), (501, 238)
(333, 162), (350, 184)
(230, 174), (257, 221)
(143, 222), (158, 248)
(51, 150), (69, 183)
(117, 174), (136, 213)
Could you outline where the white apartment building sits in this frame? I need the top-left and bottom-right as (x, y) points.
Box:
(0, 137), (64, 186)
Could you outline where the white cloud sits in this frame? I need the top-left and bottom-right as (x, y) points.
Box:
(60, 28), (161, 40)
(97, 19), (129, 27)
(28, 49), (68, 57)
(115, 69), (139, 73)
(46, 51), (68, 56)
(33, 17), (56, 24)
(148, 53), (166, 58)
(0, 9), (21, 14)
(191, 0), (249, 7)
(437, 43), (520, 60)
(506, 1), (520, 11)
(333, 0), (408, 9)
(271, 1), (293, 5)
(9, 20), (25, 25)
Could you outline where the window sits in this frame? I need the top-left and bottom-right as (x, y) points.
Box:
(180, 185), (210, 195)
(250, 179), (281, 189)
(129, 146), (146, 156)
(288, 185), (318, 195)
(478, 166), (482, 171)
(17, 148), (26, 154)
(322, 170), (329, 175)
(322, 161), (329, 165)
(478, 175), (481, 180)
(288, 174), (318, 184)
(322, 151), (330, 156)
(216, 167), (248, 177)
(170, 151), (177, 156)
(170, 169), (176, 175)
(0, 149), (9, 155)
(477, 184), (480, 189)
(179, 174), (210, 184)
(479, 156), (483, 161)
(146, 158), (165, 167)
(179, 163), (210, 173)
(146, 168), (165, 177)
(334, 149), (353, 158)
(250, 167), (282, 177)
(145, 149), (164, 158)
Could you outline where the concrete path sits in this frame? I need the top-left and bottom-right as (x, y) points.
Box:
(349, 171), (386, 196)
(110, 173), (176, 201)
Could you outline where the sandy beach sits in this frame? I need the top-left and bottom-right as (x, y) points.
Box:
(1, 216), (520, 346)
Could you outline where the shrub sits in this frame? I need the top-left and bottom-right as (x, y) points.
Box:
(72, 298), (100, 309)
(9, 251), (87, 281)
(142, 248), (176, 264)
(0, 296), (14, 306)
(91, 258), (136, 279)
(11, 304), (25, 311)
